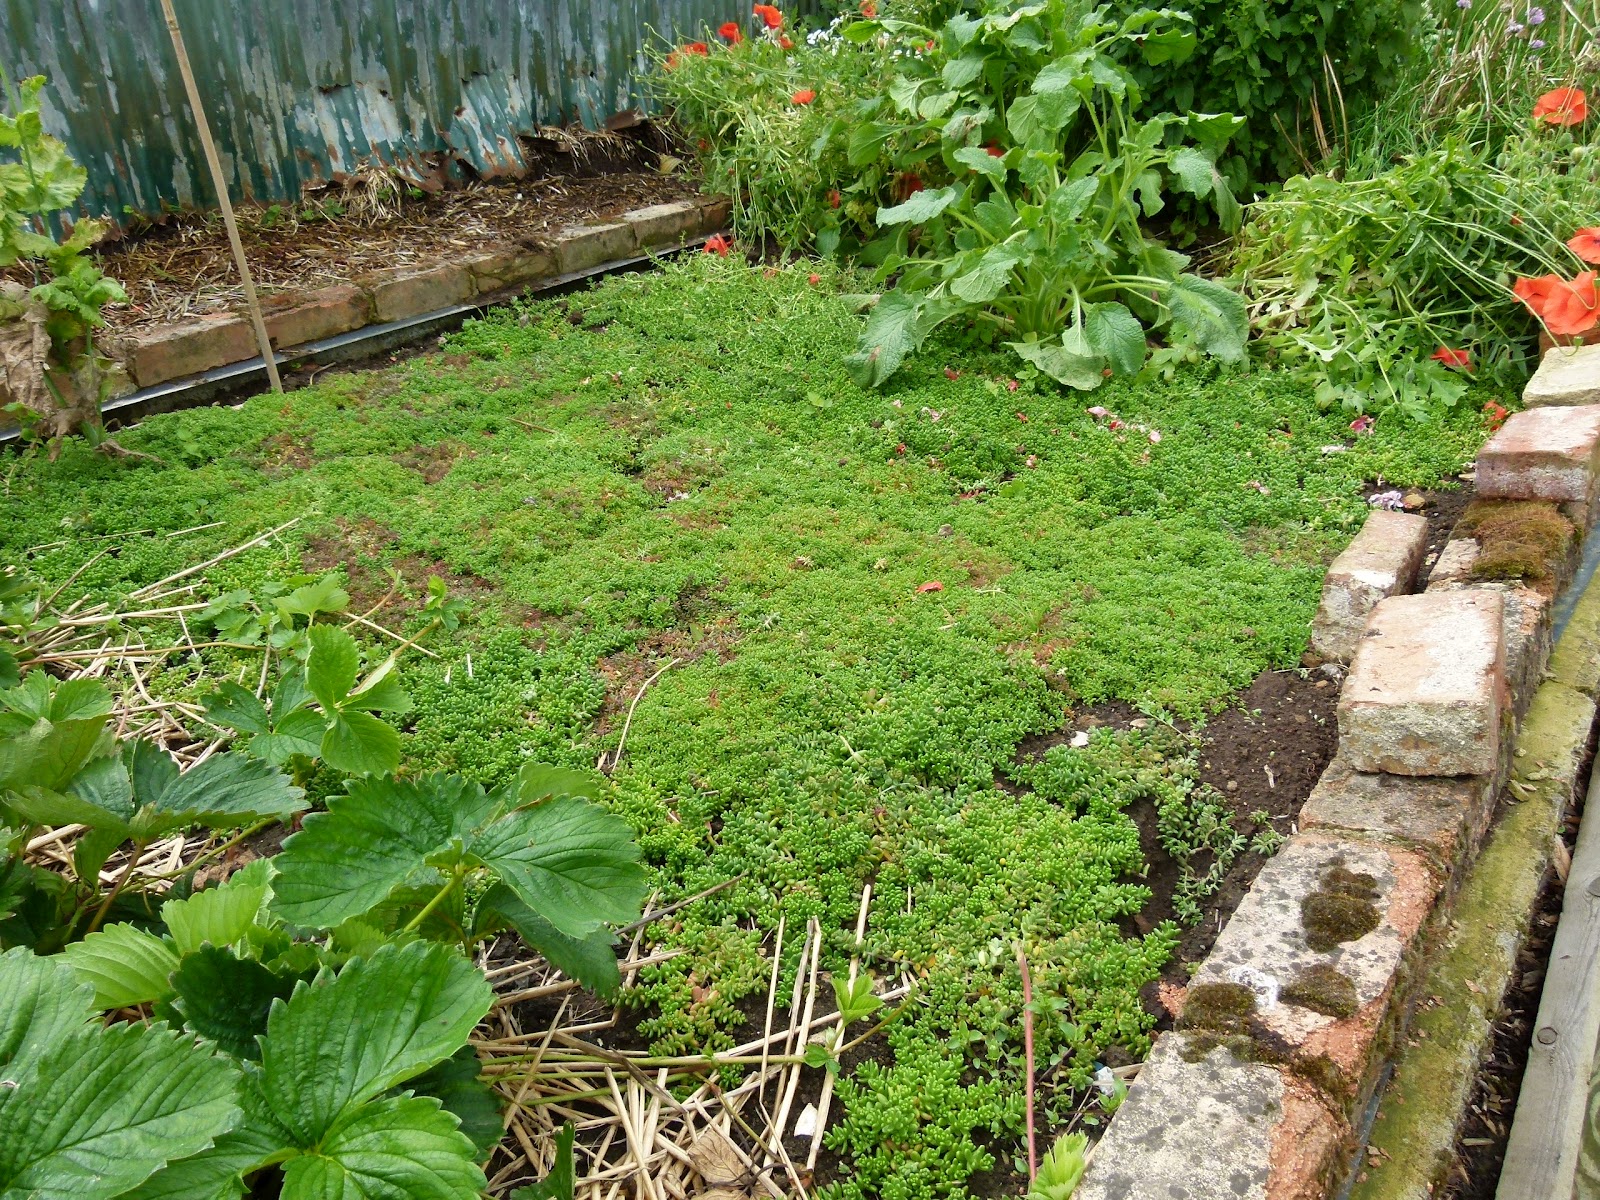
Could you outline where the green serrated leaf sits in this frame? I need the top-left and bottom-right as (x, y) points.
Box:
(0, 946), (95, 1083)
(876, 186), (961, 227)
(478, 882), (622, 997)
(250, 708), (325, 768)
(113, 1125), (281, 1200)
(407, 1046), (502, 1159)
(203, 683), (270, 737)
(257, 941), (492, 1144)
(62, 923), (180, 1008)
(167, 945), (301, 1060)
(279, 1095), (486, 1200)
(469, 796), (648, 940)
(305, 625), (360, 712)
(273, 575), (350, 626)
(319, 710), (401, 777)
(512, 1123), (574, 1200)
(513, 761), (607, 805)
(164, 859), (275, 956)
(1168, 274), (1248, 362)
(1083, 302), (1147, 376)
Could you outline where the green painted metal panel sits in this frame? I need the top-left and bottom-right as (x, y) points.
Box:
(0, 0), (767, 220)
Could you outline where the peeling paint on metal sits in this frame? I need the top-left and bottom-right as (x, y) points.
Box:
(1, 0), (773, 220)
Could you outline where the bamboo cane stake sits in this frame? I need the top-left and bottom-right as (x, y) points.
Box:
(157, 0), (282, 394)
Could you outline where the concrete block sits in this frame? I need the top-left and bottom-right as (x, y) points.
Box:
(1300, 755), (1497, 875)
(462, 244), (555, 296)
(260, 284), (369, 349)
(362, 263), (473, 324)
(1075, 1038), (1342, 1200)
(1524, 343), (1600, 407)
(121, 314), (257, 387)
(698, 194), (733, 229)
(1476, 405), (1600, 503)
(1425, 538), (1479, 590)
(1192, 835), (1441, 1085)
(552, 222), (636, 274)
(624, 200), (704, 248)
(1311, 510), (1429, 663)
(1338, 590), (1506, 776)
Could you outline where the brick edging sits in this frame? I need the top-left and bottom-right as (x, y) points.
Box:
(100, 197), (732, 394)
(1079, 389), (1600, 1198)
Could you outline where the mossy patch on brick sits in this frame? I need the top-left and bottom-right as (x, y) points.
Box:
(1458, 499), (1575, 585)
(1302, 864), (1382, 952)
(1282, 963), (1361, 1018)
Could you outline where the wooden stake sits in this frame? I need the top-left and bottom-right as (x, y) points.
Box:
(157, 0), (282, 393)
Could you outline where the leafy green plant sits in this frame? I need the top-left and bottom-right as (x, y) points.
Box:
(1, 71), (128, 449)
(837, 1), (1248, 388)
(1028, 1130), (1088, 1200)
(269, 763), (648, 993)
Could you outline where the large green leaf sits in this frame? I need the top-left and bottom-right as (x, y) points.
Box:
(470, 796), (648, 940)
(1167, 147), (1215, 198)
(278, 1096), (486, 1200)
(257, 941), (492, 1144)
(845, 290), (956, 389)
(0, 1016), (239, 1200)
(948, 244), (1024, 305)
(0, 947), (95, 1082)
(251, 709), (325, 768)
(164, 860), (274, 956)
(65, 741), (304, 835)
(514, 762), (607, 805)
(270, 775), (492, 930)
(319, 711), (401, 778)
(274, 576), (350, 627)
(1083, 302), (1148, 376)
(305, 626), (361, 712)
(480, 882), (622, 997)
(1007, 336), (1105, 390)
(112, 1126), (281, 1200)
(166, 946), (302, 1060)
(62, 923), (180, 1008)
(1168, 274), (1248, 362)
(875, 185), (961, 227)
(407, 1046), (503, 1158)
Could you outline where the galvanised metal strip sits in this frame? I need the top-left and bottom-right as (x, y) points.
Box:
(1, 0), (788, 221)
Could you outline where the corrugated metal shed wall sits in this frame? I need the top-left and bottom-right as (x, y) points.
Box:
(0, 0), (764, 220)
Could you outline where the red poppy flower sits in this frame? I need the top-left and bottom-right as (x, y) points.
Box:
(791, 88), (815, 105)
(685, 41), (709, 55)
(1430, 346), (1471, 369)
(985, 142), (1005, 157)
(665, 52), (681, 69)
(860, 0), (878, 15)
(1514, 271), (1600, 336)
(779, 34), (794, 48)
(1483, 400), (1509, 431)
(718, 21), (743, 43)
(703, 234), (732, 256)
(827, 190), (841, 208)
(753, 4), (783, 28)
(1534, 87), (1587, 125)
(894, 173), (924, 201)
(1570, 227), (1600, 263)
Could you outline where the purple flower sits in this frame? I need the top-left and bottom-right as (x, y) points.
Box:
(1457, 0), (1471, 7)
(1369, 489), (1405, 511)
(1528, 6), (1546, 23)
(1509, 20), (1525, 31)
(1531, 36), (1546, 47)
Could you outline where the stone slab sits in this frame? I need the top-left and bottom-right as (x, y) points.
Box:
(698, 194), (733, 228)
(1311, 510), (1429, 663)
(1299, 755), (1497, 875)
(624, 200), (704, 247)
(1524, 343), (1600, 407)
(120, 314), (257, 388)
(260, 283), (369, 349)
(1476, 405), (1600, 503)
(462, 244), (555, 296)
(362, 263), (473, 324)
(1338, 590), (1506, 776)
(552, 222), (636, 274)
(1424, 539), (1479, 590)
(1193, 835), (1441, 1083)
(1075, 1039), (1342, 1200)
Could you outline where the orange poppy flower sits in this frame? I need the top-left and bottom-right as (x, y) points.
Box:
(718, 21), (743, 43)
(860, 0), (878, 15)
(1514, 271), (1600, 336)
(791, 88), (815, 104)
(703, 234), (732, 256)
(779, 34), (793, 48)
(1430, 346), (1471, 369)
(754, 3), (783, 27)
(1570, 227), (1600, 263)
(665, 52), (681, 69)
(1534, 87), (1587, 125)
(685, 41), (709, 55)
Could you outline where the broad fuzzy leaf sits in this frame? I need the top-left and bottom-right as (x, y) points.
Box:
(257, 941), (492, 1144)
(1083, 303), (1147, 376)
(62, 923), (180, 1008)
(846, 290), (952, 388)
(278, 1096), (486, 1199)
(875, 185), (961, 227)
(470, 796), (648, 940)
(1167, 147), (1215, 198)
(0, 1018), (239, 1200)
(479, 882), (622, 997)
(1007, 337), (1105, 390)
(270, 775), (493, 930)
(1168, 274), (1248, 362)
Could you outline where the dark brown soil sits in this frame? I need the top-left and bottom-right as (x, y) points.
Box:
(15, 129), (703, 334)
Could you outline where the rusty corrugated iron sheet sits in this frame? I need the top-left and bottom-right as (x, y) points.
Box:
(0, 0), (764, 221)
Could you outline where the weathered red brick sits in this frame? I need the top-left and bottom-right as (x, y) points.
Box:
(624, 200), (704, 248)
(1310, 510), (1428, 663)
(552, 222), (636, 274)
(1477, 404), (1600, 502)
(121, 315), (257, 388)
(360, 264), (473, 324)
(260, 284), (370, 349)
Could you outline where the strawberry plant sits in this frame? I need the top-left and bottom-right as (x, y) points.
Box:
(270, 763), (648, 994)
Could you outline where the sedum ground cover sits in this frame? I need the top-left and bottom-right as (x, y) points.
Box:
(1, 257), (1488, 1197)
